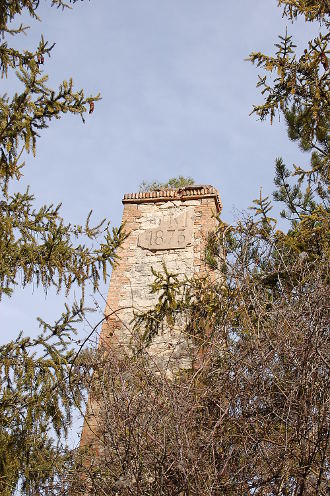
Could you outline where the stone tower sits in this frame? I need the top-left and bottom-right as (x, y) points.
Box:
(80, 184), (221, 450)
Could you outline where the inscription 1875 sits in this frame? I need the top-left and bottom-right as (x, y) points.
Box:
(138, 210), (194, 251)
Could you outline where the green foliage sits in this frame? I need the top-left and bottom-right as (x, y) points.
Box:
(249, 189), (277, 234)
(0, 2), (124, 494)
(134, 264), (184, 345)
(0, 303), (83, 495)
(278, 0), (330, 22)
(204, 232), (220, 269)
(0, 192), (124, 299)
(0, 2), (98, 193)
(204, 223), (223, 270)
(248, 3), (329, 182)
(248, 0), (329, 263)
(139, 175), (195, 192)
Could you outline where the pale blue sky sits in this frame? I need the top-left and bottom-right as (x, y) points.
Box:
(2, 0), (317, 441)
(6, 0), (316, 225)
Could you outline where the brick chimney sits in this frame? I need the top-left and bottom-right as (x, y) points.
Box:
(80, 184), (221, 451)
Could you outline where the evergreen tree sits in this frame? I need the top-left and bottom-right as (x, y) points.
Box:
(248, 0), (329, 257)
(0, 2), (124, 494)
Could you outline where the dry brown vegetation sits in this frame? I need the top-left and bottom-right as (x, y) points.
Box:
(68, 219), (329, 495)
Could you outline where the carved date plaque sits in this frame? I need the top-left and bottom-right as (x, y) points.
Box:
(138, 210), (194, 251)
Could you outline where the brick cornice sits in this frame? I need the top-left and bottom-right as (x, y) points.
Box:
(122, 185), (222, 213)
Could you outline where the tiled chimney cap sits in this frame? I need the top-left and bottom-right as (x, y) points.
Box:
(122, 184), (222, 212)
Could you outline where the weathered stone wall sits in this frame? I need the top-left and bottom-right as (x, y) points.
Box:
(80, 185), (221, 450)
